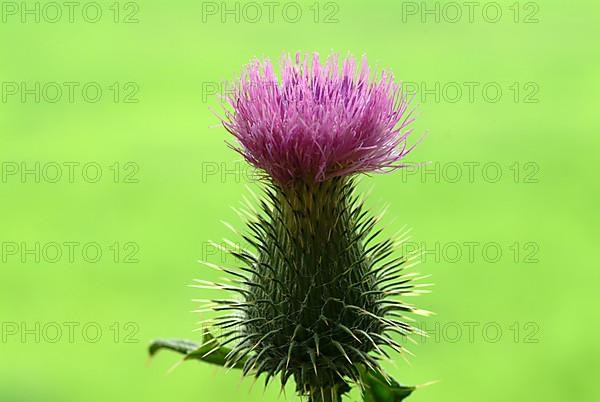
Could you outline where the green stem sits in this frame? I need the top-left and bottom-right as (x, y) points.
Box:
(308, 387), (342, 402)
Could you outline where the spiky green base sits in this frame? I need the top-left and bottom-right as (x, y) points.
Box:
(148, 335), (415, 402)
(210, 177), (422, 399)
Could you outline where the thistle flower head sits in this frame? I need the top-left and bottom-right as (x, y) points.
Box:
(220, 52), (416, 185)
(200, 52), (428, 402)
(149, 51), (428, 402)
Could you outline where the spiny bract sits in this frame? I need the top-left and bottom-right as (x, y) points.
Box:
(198, 52), (428, 401)
(199, 178), (427, 399)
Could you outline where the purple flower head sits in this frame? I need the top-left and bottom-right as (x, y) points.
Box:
(219, 52), (418, 185)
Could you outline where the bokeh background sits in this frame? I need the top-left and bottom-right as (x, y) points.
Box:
(1, 0), (598, 401)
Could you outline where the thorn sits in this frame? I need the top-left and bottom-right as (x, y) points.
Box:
(220, 220), (239, 234)
(414, 309), (435, 316)
(165, 358), (185, 375)
(416, 379), (441, 388)
(145, 356), (153, 367)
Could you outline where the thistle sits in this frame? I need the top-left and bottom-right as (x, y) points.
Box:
(150, 52), (429, 402)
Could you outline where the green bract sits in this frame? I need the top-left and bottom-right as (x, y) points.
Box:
(212, 178), (424, 399)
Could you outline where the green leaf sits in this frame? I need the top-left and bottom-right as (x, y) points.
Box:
(148, 338), (200, 357)
(148, 329), (246, 369)
(359, 365), (415, 402)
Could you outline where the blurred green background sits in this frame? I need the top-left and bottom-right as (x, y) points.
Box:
(1, 0), (598, 401)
